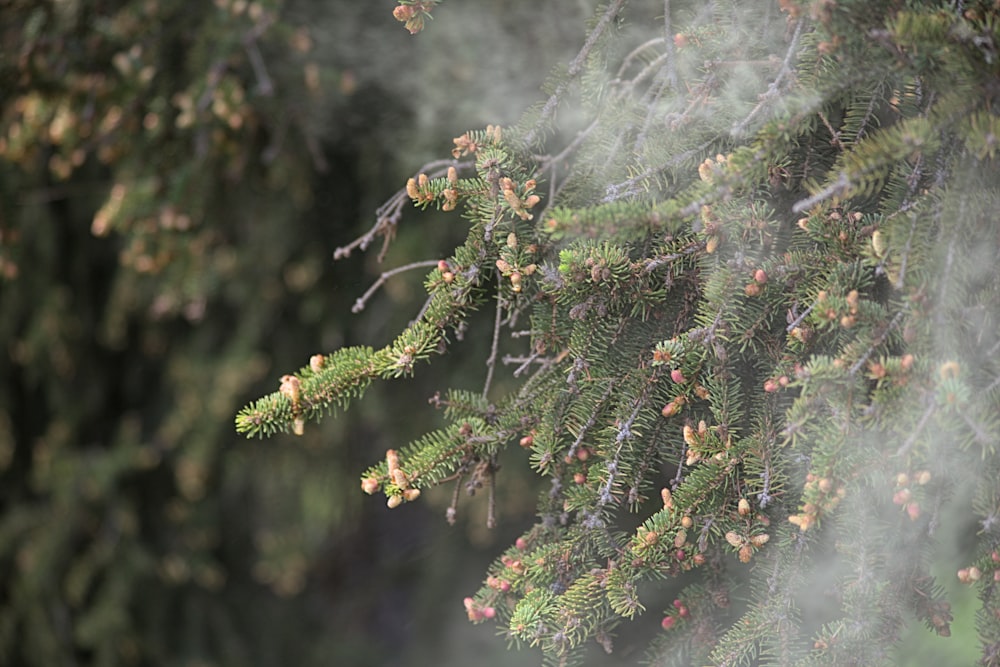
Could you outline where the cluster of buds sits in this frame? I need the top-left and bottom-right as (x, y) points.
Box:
(499, 177), (541, 220)
(451, 124), (501, 158)
(788, 472), (846, 531)
(957, 566), (983, 584)
(661, 395), (687, 418)
(377, 448), (420, 508)
(405, 172), (436, 205)
(893, 470), (931, 521)
(500, 553), (526, 575)
(495, 233), (537, 293)
(744, 268), (769, 297)
(661, 598), (691, 630)
(725, 530), (770, 563)
(762, 374), (790, 393)
(278, 375), (305, 435)
(463, 596), (496, 622)
(813, 288), (861, 329)
(682, 419), (728, 466)
(392, 1), (439, 34)
(958, 551), (1000, 584)
(486, 574), (512, 593)
(697, 153), (729, 185)
(699, 205), (721, 254)
(436, 259), (455, 285)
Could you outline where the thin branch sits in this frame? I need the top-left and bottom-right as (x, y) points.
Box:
(896, 399), (936, 457)
(730, 18), (804, 138)
(482, 284), (504, 399)
(523, 0), (628, 146)
(351, 260), (441, 314)
(334, 159), (463, 261)
(848, 310), (904, 376)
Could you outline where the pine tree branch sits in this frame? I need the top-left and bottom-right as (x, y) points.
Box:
(523, 0), (628, 146)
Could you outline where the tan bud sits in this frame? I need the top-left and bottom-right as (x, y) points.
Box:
(386, 449), (400, 475)
(674, 530), (687, 548)
(872, 230), (887, 256)
(447, 166), (458, 185)
(738, 545), (753, 563)
(750, 533), (770, 548)
(387, 494), (403, 509)
(391, 468), (409, 489)
(361, 477), (379, 494)
(309, 354), (325, 373)
(402, 488), (421, 502)
(738, 498), (751, 516)
(406, 177), (419, 199)
(279, 375), (301, 404)
(661, 487), (673, 508)
(725, 531), (743, 548)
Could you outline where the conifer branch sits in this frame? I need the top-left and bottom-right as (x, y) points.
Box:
(523, 0), (628, 146)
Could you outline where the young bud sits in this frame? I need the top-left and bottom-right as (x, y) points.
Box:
(279, 375), (301, 404)
(361, 477), (379, 494)
(671, 368), (687, 383)
(725, 531), (743, 548)
(386, 449), (400, 475)
(872, 230), (887, 256)
(310, 354), (325, 373)
(750, 533), (770, 548)
(406, 177), (419, 199)
(447, 166), (458, 185)
(661, 487), (674, 508)
(681, 515), (693, 529)
(738, 545), (753, 563)
(402, 488), (421, 502)
(738, 498), (751, 516)
(391, 468), (409, 490)
(387, 494), (403, 509)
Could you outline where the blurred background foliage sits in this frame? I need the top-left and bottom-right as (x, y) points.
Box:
(0, 1), (586, 665)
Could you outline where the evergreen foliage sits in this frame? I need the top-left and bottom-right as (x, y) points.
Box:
(239, 0), (1000, 664)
